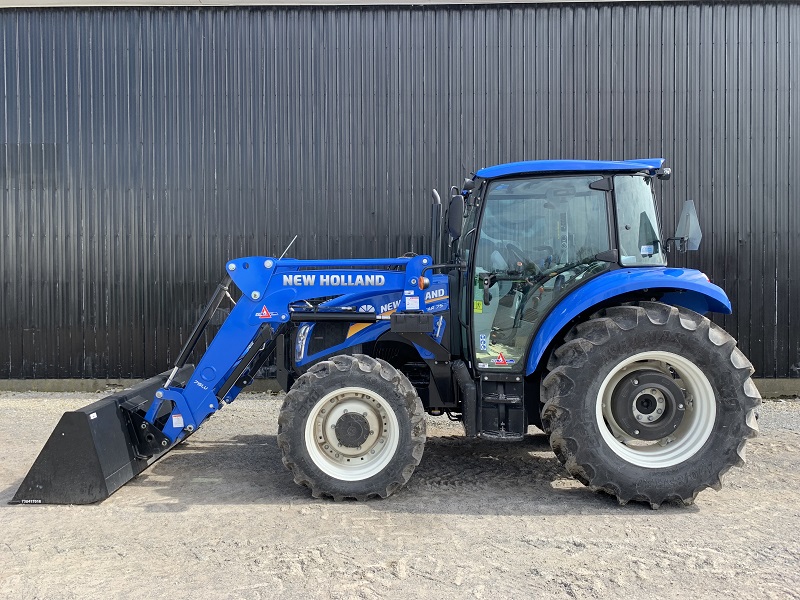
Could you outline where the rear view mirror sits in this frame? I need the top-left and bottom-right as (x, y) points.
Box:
(671, 200), (702, 251)
(447, 195), (465, 240)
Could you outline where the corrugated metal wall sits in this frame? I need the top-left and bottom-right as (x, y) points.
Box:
(1, 2), (798, 378)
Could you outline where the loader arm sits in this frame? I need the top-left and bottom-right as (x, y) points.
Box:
(150, 255), (434, 443)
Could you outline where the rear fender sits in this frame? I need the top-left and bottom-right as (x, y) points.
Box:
(525, 268), (731, 375)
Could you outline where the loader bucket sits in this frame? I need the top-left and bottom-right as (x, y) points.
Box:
(11, 367), (193, 505)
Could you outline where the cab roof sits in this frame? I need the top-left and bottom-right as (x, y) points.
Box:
(475, 158), (666, 179)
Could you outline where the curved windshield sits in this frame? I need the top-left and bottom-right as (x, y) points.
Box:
(471, 175), (611, 371)
(614, 175), (667, 266)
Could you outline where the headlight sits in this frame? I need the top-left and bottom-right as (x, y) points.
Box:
(295, 324), (313, 362)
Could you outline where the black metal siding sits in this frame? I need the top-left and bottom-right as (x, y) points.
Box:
(1, 2), (798, 378)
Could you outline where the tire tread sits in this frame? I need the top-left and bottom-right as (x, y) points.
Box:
(542, 302), (761, 508)
(278, 354), (426, 501)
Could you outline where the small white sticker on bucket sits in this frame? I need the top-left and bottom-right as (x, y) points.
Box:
(172, 414), (184, 429)
(89, 412), (97, 420)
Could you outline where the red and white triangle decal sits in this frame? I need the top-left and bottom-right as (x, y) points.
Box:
(257, 306), (272, 319)
(495, 353), (507, 365)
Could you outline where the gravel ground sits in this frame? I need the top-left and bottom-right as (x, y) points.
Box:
(1, 391), (799, 600)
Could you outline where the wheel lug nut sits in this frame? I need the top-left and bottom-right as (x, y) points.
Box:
(362, 412), (367, 417)
(633, 379), (639, 385)
(636, 415), (643, 421)
(656, 408), (663, 414)
(678, 403), (684, 410)
(369, 430), (374, 435)
(647, 416), (653, 421)
(634, 429), (640, 435)
(343, 409), (348, 413)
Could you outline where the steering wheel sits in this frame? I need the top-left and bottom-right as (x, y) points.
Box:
(505, 243), (545, 276)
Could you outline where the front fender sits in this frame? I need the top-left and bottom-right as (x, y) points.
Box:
(525, 267), (731, 375)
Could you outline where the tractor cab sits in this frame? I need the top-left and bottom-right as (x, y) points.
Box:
(451, 159), (676, 375)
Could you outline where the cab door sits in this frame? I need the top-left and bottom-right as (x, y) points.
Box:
(469, 175), (613, 372)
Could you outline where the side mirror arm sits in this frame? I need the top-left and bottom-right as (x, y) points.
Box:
(665, 236), (688, 253)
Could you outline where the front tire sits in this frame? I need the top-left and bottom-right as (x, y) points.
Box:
(541, 302), (760, 507)
(278, 354), (426, 500)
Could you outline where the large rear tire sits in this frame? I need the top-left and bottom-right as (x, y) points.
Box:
(541, 302), (760, 507)
(278, 354), (426, 500)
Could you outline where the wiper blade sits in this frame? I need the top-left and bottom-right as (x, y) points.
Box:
(481, 251), (617, 306)
(487, 272), (527, 281)
(528, 250), (618, 287)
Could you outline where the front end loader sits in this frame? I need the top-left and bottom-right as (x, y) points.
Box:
(13, 158), (760, 508)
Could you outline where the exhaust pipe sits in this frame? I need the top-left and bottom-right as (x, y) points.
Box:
(11, 366), (193, 505)
(430, 189), (442, 265)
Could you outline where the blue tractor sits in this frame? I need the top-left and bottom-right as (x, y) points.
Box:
(13, 158), (760, 508)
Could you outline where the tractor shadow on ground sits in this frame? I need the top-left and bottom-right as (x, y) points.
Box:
(123, 432), (688, 515)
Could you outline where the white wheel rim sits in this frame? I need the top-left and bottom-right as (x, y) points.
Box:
(304, 386), (400, 481)
(596, 351), (716, 469)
